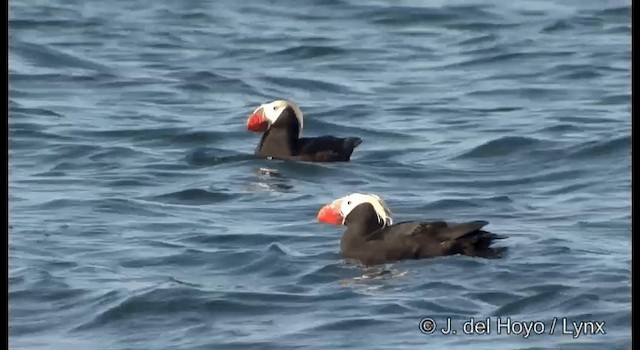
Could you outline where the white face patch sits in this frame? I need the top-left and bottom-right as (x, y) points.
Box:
(256, 100), (304, 134)
(336, 193), (393, 226)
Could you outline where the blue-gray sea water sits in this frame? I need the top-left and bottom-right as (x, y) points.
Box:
(9, 0), (631, 349)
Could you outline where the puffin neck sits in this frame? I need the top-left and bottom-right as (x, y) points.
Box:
(343, 204), (386, 236)
(257, 107), (301, 156)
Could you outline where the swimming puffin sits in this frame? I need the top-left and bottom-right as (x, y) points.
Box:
(316, 193), (507, 266)
(246, 100), (362, 162)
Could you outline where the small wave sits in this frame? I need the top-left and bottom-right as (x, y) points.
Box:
(269, 159), (338, 175)
(11, 71), (116, 84)
(365, 5), (495, 26)
(556, 293), (601, 312)
(568, 15), (604, 27)
(147, 189), (236, 205)
(568, 135), (630, 160)
(406, 298), (477, 315)
(421, 199), (481, 210)
(229, 289), (358, 305)
(221, 245), (302, 276)
(443, 51), (573, 69)
(537, 123), (580, 133)
(539, 181), (594, 196)
(456, 136), (544, 159)
(420, 196), (513, 211)
(175, 82), (210, 92)
(605, 24), (631, 35)
(596, 94), (630, 106)
(135, 168), (200, 181)
(456, 33), (499, 46)
(119, 249), (215, 269)
(414, 280), (469, 291)
(447, 20), (519, 31)
(554, 115), (621, 125)
(308, 317), (391, 332)
(464, 291), (522, 306)
(542, 19), (574, 33)
(267, 242), (299, 256)
(79, 127), (188, 140)
(10, 285), (87, 304)
(87, 146), (141, 161)
(273, 45), (347, 59)
(94, 76), (175, 89)
(74, 286), (300, 331)
(177, 11), (212, 21)
(185, 148), (254, 167)
(169, 131), (233, 146)
(595, 5), (631, 19)
(10, 39), (111, 73)
(8, 98), (22, 109)
(43, 144), (103, 163)
(306, 0), (348, 5)
(141, 162), (195, 171)
(466, 86), (569, 100)
(297, 262), (353, 285)
(262, 75), (352, 94)
(79, 128), (232, 147)
(246, 177), (297, 194)
(169, 70), (254, 90)
(491, 290), (561, 316)
(346, 268), (398, 283)
(9, 16), (105, 30)
(466, 106), (523, 113)
(256, 167), (283, 178)
(177, 232), (295, 247)
(373, 302), (413, 315)
(10, 105), (64, 118)
(433, 167), (586, 189)
(558, 68), (603, 80)
(34, 197), (168, 217)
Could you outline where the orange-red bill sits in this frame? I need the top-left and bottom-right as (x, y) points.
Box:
(317, 204), (343, 225)
(247, 108), (269, 132)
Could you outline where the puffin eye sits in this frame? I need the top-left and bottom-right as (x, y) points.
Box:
(347, 201), (352, 205)
(273, 106), (278, 111)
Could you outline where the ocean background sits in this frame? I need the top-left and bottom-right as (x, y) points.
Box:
(8, 0), (631, 349)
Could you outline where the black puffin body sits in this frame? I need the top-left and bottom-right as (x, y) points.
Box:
(317, 193), (507, 266)
(246, 100), (362, 162)
(339, 208), (506, 266)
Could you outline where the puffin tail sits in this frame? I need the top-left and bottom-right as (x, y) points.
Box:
(340, 137), (363, 161)
(461, 230), (508, 259)
(347, 137), (363, 149)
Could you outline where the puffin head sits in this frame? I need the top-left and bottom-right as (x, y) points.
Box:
(317, 193), (393, 227)
(246, 100), (304, 134)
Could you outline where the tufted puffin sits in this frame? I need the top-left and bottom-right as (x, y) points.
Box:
(246, 100), (362, 162)
(316, 193), (508, 266)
